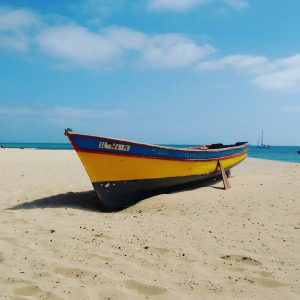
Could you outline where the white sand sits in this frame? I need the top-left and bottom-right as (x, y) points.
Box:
(0, 149), (299, 299)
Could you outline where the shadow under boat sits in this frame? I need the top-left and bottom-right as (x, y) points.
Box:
(8, 190), (111, 213)
(8, 175), (225, 213)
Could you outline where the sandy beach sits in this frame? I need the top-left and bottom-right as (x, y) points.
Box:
(0, 149), (299, 299)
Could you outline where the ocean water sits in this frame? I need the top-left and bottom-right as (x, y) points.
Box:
(0, 143), (72, 150)
(1, 143), (300, 163)
(248, 146), (300, 163)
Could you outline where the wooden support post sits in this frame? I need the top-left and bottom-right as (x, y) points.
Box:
(218, 160), (231, 190)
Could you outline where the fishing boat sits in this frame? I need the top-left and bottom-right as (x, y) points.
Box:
(257, 130), (270, 148)
(65, 129), (249, 209)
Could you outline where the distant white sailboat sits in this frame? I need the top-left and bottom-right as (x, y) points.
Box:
(257, 130), (270, 148)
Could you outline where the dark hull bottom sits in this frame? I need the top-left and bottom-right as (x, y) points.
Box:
(93, 170), (230, 209)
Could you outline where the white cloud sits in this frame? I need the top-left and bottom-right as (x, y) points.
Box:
(148, 0), (248, 11)
(77, 0), (126, 18)
(149, 0), (205, 11)
(0, 34), (29, 51)
(253, 67), (300, 92)
(0, 7), (39, 51)
(198, 53), (300, 92)
(0, 7), (39, 32)
(0, 106), (36, 116)
(37, 25), (214, 69)
(0, 6), (214, 69)
(52, 107), (129, 119)
(141, 34), (215, 68)
(198, 54), (271, 74)
(0, 106), (129, 119)
(280, 105), (300, 112)
(222, 0), (248, 9)
(37, 26), (121, 68)
(104, 27), (147, 50)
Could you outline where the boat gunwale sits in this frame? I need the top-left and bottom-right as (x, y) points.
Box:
(66, 131), (250, 153)
(75, 148), (249, 162)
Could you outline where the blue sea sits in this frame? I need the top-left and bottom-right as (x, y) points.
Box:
(1, 143), (300, 163)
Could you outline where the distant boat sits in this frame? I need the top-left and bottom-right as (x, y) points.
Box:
(297, 150), (300, 154)
(257, 131), (270, 148)
(65, 129), (249, 209)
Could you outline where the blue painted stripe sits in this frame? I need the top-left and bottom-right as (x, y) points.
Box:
(70, 134), (248, 160)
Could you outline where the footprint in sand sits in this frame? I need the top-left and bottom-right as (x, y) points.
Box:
(0, 237), (18, 246)
(229, 266), (245, 271)
(0, 252), (3, 263)
(0, 237), (31, 250)
(87, 253), (114, 262)
(152, 247), (170, 255)
(254, 271), (273, 278)
(14, 285), (56, 298)
(33, 272), (51, 279)
(253, 277), (288, 288)
(11, 218), (30, 224)
(233, 277), (288, 288)
(142, 246), (170, 257)
(221, 255), (262, 266)
(94, 233), (113, 240)
(54, 267), (92, 279)
(181, 257), (197, 263)
(124, 280), (166, 296)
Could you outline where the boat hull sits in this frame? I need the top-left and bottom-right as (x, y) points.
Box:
(93, 168), (235, 209)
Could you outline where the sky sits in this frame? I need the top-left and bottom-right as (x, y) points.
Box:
(0, 0), (300, 145)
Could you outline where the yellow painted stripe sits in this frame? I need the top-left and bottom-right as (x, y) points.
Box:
(75, 151), (248, 182)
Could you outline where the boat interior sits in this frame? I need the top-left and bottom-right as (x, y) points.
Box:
(191, 141), (248, 150)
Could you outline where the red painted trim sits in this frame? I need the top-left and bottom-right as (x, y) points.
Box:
(66, 135), (80, 151)
(75, 147), (249, 162)
(66, 131), (250, 153)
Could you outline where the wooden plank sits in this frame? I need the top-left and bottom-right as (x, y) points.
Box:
(218, 160), (231, 190)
